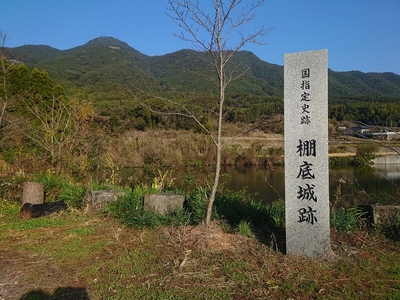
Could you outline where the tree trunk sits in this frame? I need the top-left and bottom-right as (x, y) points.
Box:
(22, 182), (44, 205)
(205, 71), (225, 225)
(20, 201), (67, 220)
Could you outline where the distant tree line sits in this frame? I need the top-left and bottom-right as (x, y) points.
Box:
(329, 96), (400, 127)
(2, 61), (400, 136)
(102, 94), (400, 132)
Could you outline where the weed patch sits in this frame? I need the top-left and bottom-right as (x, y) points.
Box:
(331, 207), (367, 232)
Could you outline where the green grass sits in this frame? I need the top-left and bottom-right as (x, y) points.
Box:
(1, 206), (399, 299)
(331, 207), (367, 232)
(0, 199), (20, 216)
(1, 181), (399, 299)
(237, 220), (255, 238)
(3, 217), (68, 231)
(0, 200), (69, 231)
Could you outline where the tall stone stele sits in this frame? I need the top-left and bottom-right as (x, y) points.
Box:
(284, 49), (330, 259)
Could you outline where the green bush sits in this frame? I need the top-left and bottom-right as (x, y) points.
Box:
(331, 207), (366, 232)
(58, 184), (87, 209)
(165, 208), (192, 227)
(121, 209), (164, 229)
(214, 189), (275, 230)
(34, 170), (70, 202)
(33, 171), (90, 207)
(107, 187), (283, 231)
(185, 187), (210, 225)
(0, 200), (20, 216)
(265, 200), (285, 228)
(106, 185), (167, 229)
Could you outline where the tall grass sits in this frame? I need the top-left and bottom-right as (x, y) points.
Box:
(184, 187), (211, 224)
(237, 220), (256, 238)
(213, 189), (272, 228)
(58, 184), (87, 208)
(265, 200), (285, 228)
(33, 170), (88, 208)
(106, 186), (285, 233)
(330, 207), (366, 232)
(106, 185), (168, 229)
(34, 170), (66, 202)
(0, 168), (384, 236)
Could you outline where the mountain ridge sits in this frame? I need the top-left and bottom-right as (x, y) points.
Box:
(4, 36), (400, 99)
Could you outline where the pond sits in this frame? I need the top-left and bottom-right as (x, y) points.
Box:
(219, 163), (400, 205)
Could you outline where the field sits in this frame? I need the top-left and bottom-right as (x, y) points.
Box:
(1, 204), (399, 300)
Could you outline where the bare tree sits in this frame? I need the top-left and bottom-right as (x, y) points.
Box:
(165, 0), (272, 225)
(18, 95), (76, 166)
(0, 30), (11, 129)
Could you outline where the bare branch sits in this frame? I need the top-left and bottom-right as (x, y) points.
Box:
(0, 30), (10, 128)
(164, 0), (272, 224)
(17, 96), (77, 163)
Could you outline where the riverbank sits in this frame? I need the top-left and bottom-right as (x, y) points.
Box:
(226, 131), (400, 158)
(2, 127), (398, 185)
(328, 152), (398, 157)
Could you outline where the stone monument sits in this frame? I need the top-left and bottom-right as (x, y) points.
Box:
(284, 49), (330, 259)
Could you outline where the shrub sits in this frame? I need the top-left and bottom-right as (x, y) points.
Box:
(330, 207), (366, 232)
(108, 184), (194, 229)
(107, 185), (150, 214)
(34, 170), (71, 202)
(265, 200), (285, 228)
(165, 208), (192, 227)
(58, 184), (87, 209)
(120, 209), (164, 229)
(185, 187), (210, 225)
(214, 189), (275, 230)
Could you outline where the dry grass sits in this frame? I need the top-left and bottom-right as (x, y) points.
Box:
(0, 209), (399, 299)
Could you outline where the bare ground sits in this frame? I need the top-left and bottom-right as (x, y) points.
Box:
(0, 217), (252, 300)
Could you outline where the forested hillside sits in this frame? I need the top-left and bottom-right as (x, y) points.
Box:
(6, 36), (400, 100)
(4, 36), (400, 130)
(2, 36), (400, 183)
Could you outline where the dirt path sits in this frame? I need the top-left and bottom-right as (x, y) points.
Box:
(0, 249), (87, 300)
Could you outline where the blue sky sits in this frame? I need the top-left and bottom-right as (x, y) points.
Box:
(1, 0), (399, 74)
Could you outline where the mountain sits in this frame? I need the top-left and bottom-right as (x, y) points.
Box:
(5, 44), (61, 65)
(5, 36), (400, 101)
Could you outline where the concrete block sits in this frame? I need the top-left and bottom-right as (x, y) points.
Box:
(84, 190), (124, 211)
(144, 193), (185, 215)
(359, 205), (400, 225)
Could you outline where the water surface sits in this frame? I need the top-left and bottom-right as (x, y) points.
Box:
(220, 164), (400, 205)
